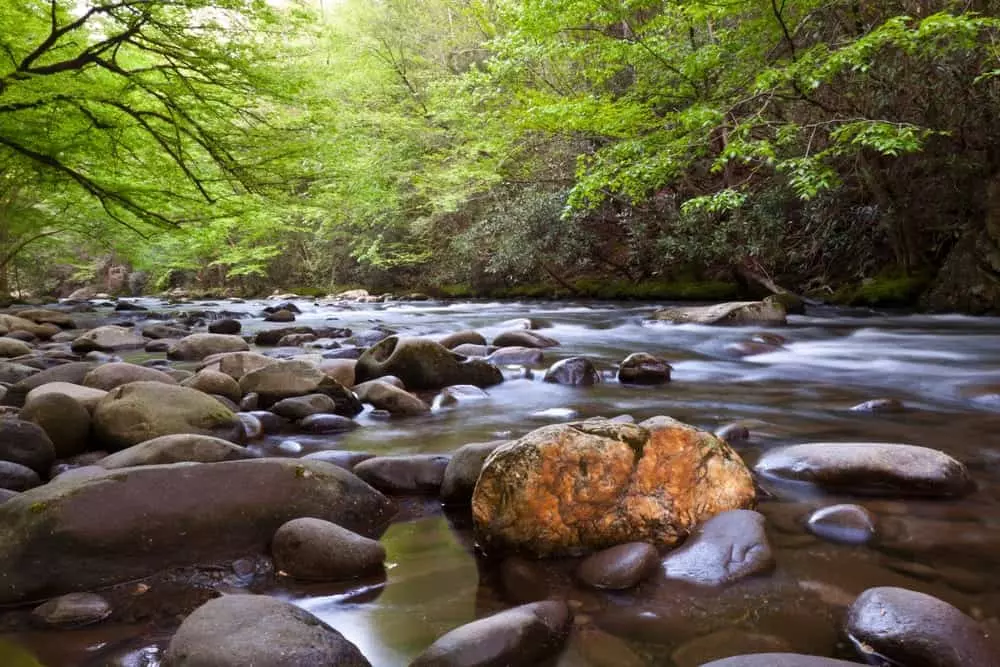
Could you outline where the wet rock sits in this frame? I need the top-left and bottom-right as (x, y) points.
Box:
(353, 454), (451, 495)
(163, 595), (371, 667)
(715, 422), (751, 445)
(557, 627), (648, 667)
(849, 398), (905, 413)
(4, 362), (97, 406)
(272, 517), (386, 581)
(93, 381), (243, 451)
(277, 333), (316, 346)
(264, 309), (296, 322)
(806, 504), (876, 545)
(0, 337), (32, 358)
(303, 450), (375, 470)
(702, 654), (861, 667)
(452, 343), (492, 358)
(488, 346), (546, 366)
(322, 346), (365, 360)
(113, 300), (147, 311)
(299, 413), (359, 433)
(0, 460), (41, 491)
(71, 325), (146, 352)
(141, 323), (190, 340)
(846, 586), (1000, 667)
(355, 336), (503, 391)
(32, 592), (112, 628)
(83, 362), (178, 390)
(755, 442), (972, 497)
(543, 357), (601, 386)
(0, 418), (56, 473)
(440, 440), (509, 505)
(181, 370), (243, 403)
(651, 301), (787, 326)
(492, 330), (560, 349)
(409, 600), (572, 667)
(672, 630), (794, 667)
(0, 458), (393, 603)
(239, 393), (259, 411)
(24, 381), (106, 411)
(661, 510), (773, 586)
(473, 417), (756, 557)
(248, 410), (286, 434)
(254, 326), (315, 346)
(576, 542), (659, 590)
(354, 380), (430, 416)
(433, 384), (490, 409)
(270, 393), (338, 420)
(236, 412), (263, 440)
(617, 353), (672, 385)
(167, 333), (249, 361)
(207, 318), (241, 335)
(96, 434), (254, 469)
(725, 340), (782, 357)
(439, 330), (487, 349)
(875, 515), (1000, 563)
(499, 556), (552, 604)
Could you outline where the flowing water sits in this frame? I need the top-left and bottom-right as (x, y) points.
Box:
(4, 298), (1000, 666)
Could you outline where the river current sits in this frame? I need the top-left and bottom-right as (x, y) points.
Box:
(4, 298), (1000, 666)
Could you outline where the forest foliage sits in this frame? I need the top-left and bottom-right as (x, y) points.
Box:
(4, 0), (1000, 308)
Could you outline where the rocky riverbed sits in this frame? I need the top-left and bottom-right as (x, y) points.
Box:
(1, 295), (999, 666)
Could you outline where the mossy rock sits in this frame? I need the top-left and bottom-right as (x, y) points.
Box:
(832, 274), (930, 307)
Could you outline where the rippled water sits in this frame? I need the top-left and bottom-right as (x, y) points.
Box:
(5, 298), (1000, 666)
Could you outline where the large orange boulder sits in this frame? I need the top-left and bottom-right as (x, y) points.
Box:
(472, 417), (756, 557)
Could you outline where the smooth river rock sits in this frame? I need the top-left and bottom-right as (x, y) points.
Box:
(353, 454), (451, 495)
(472, 417), (756, 557)
(167, 333), (250, 361)
(661, 509), (774, 586)
(82, 362), (178, 390)
(543, 357), (601, 386)
(755, 442), (972, 497)
(0, 418), (56, 474)
(440, 440), (509, 505)
(617, 353), (672, 385)
(272, 517), (386, 581)
(32, 592), (112, 628)
(806, 504), (876, 545)
(95, 434), (254, 469)
(19, 392), (92, 458)
(576, 542), (660, 590)
(355, 336), (503, 391)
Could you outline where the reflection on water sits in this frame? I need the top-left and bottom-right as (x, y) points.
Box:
(5, 299), (1000, 665)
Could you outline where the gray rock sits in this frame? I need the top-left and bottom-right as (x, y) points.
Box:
(302, 450), (375, 470)
(163, 595), (371, 667)
(353, 454), (451, 495)
(272, 517), (386, 581)
(487, 346), (545, 366)
(0, 361), (39, 385)
(264, 309), (296, 323)
(237, 359), (323, 400)
(662, 510), (773, 586)
(617, 353), (671, 385)
(433, 384), (490, 409)
(0, 337), (33, 358)
(247, 410), (286, 434)
(0, 488), (18, 504)
(409, 600), (572, 667)
(236, 412), (263, 440)
(543, 357), (601, 386)
(83, 362), (179, 390)
(0, 418), (56, 473)
(71, 326), (146, 352)
(756, 442), (972, 497)
(354, 380), (430, 416)
(846, 586), (1000, 667)
(651, 301), (787, 326)
(299, 413), (359, 434)
(96, 434), (254, 469)
(201, 351), (276, 380)
(270, 393), (338, 420)
(492, 330), (560, 348)
(32, 592), (112, 628)
(168, 333), (250, 361)
(451, 344), (492, 358)
(576, 542), (659, 590)
(355, 336), (503, 391)
(806, 504), (876, 545)
(0, 460), (41, 491)
(440, 440), (509, 505)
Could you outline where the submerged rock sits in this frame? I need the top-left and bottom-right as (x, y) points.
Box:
(806, 504), (876, 545)
(661, 509), (774, 586)
(32, 593), (112, 628)
(576, 542), (660, 590)
(652, 301), (787, 326)
(472, 417), (756, 556)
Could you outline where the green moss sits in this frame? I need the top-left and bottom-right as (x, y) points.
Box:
(831, 273), (930, 307)
(28, 501), (47, 514)
(572, 279), (740, 301)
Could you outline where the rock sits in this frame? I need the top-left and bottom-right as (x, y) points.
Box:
(0, 361), (39, 385)
(20, 392), (91, 458)
(0, 314), (59, 339)
(0, 458), (394, 603)
(0, 337), (32, 358)
(202, 351), (276, 380)
(652, 301), (787, 326)
(303, 450), (374, 469)
(353, 454), (451, 495)
(0, 489), (17, 504)
(272, 517), (386, 581)
(755, 442), (973, 497)
(248, 410), (286, 434)
(182, 370), (243, 403)
(846, 587), (1000, 667)
(113, 300), (147, 311)
(715, 423), (751, 445)
(661, 510), (773, 585)
(617, 353), (672, 385)
(439, 330), (487, 349)
(270, 393), (338, 420)
(849, 398), (905, 413)
(701, 654), (860, 667)
(487, 346), (545, 366)
(354, 380), (430, 416)
(145, 338), (176, 353)
(452, 343), (492, 358)
(163, 595), (371, 667)
(576, 542), (660, 590)
(238, 359), (323, 400)
(0, 460), (41, 491)
(141, 323), (190, 339)
(492, 329), (560, 349)
(473, 417), (756, 556)
(543, 357), (601, 386)
(237, 412), (263, 440)
(263, 309), (294, 323)
(355, 336), (503, 391)
(15, 309), (76, 329)
(24, 381), (106, 411)
(409, 600), (572, 667)
(168, 334), (249, 361)
(93, 381), (243, 451)
(765, 292), (806, 314)
(336, 289), (369, 300)
(255, 326), (315, 346)
(32, 593), (112, 628)
(208, 318), (241, 335)
(299, 414), (359, 434)
(318, 358), (356, 386)
(806, 504), (876, 545)
(433, 384), (490, 409)
(83, 362), (179, 390)
(96, 434), (254, 469)
(672, 631), (794, 667)
(71, 325), (146, 352)
(4, 361), (97, 406)
(0, 418), (56, 473)
(440, 440), (509, 505)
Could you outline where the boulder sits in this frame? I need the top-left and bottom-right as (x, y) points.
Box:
(271, 517), (386, 581)
(472, 417), (756, 556)
(208, 318), (241, 335)
(651, 301), (787, 326)
(0, 337), (32, 358)
(93, 381), (243, 451)
(755, 442), (972, 497)
(661, 510), (774, 585)
(410, 601), (572, 667)
(24, 381), (106, 411)
(270, 394), (338, 420)
(181, 370), (243, 403)
(452, 343), (492, 358)
(354, 336), (503, 391)
(0, 458), (394, 603)
(438, 330), (487, 349)
(4, 362), (97, 406)
(95, 434), (254, 469)
(806, 504), (876, 545)
(617, 353), (672, 385)
(71, 325), (146, 352)
(492, 330), (560, 348)
(846, 587), (1000, 667)
(32, 593), (112, 628)
(353, 454), (451, 495)
(238, 359), (323, 400)
(83, 362), (178, 391)
(543, 357), (601, 386)
(0, 314), (59, 339)
(14, 309), (76, 329)
(0, 460), (41, 491)
(168, 334), (250, 361)
(354, 380), (430, 416)
(163, 595), (371, 667)
(440, 440), (509, 505)
(20, 392), (92, 458)
(0, 418), (56, 473)
(576, 542), (660, 590)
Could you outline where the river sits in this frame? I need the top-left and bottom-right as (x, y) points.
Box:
(4, 298), (1000, 666)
